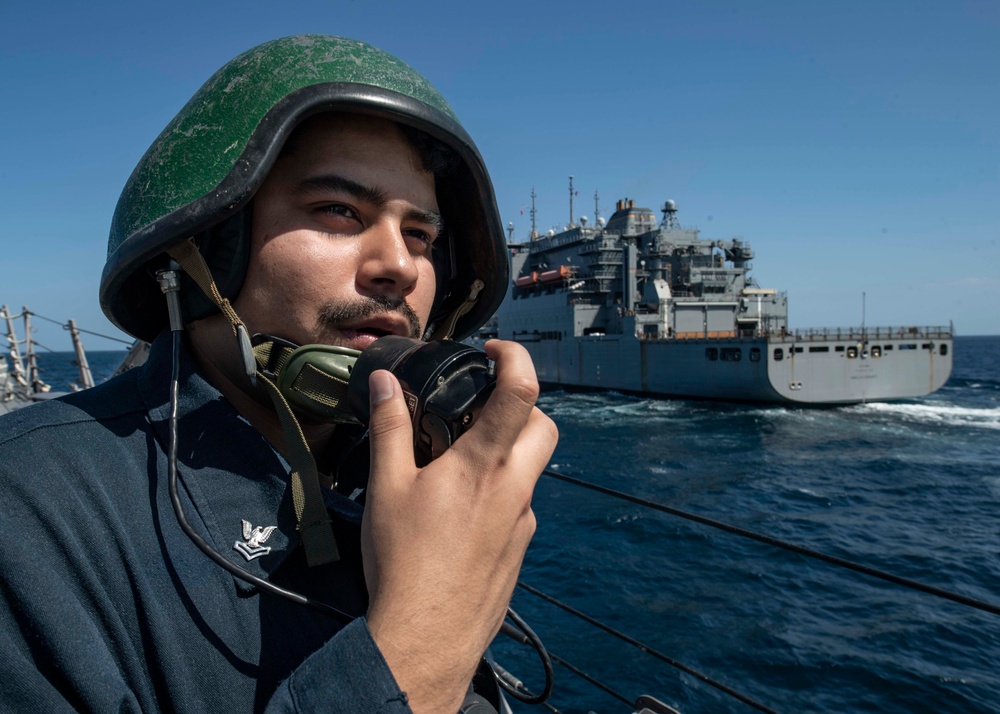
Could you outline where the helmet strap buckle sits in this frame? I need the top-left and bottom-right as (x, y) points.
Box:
(430, 279), (485, 341)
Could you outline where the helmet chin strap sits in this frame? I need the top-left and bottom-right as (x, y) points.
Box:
(168, 239), (339, 567)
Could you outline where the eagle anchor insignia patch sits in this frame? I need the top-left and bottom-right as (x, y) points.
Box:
(234, 519), (277, 561)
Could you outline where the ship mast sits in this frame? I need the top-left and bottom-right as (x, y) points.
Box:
(530, 187), (538, 239)
(568, 175), (577, 228)
(594, 190), (601, 224)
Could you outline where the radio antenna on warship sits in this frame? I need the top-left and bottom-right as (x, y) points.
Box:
(530, 187), (539, 239)
(594, 190), (601, 225)
(568, 176), (577, 228)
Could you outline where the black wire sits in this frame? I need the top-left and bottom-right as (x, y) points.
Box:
(165, 328), (352, 622)
(26, 310), (134, 345)
(543, 469), (1000, 617)
(518, 581), (777, 714)
(546, 651), (633, 709)
(65, 325), (134, 345)
(495, 607), (555, 704)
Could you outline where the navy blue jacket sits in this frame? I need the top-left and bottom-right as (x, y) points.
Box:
(0, 333), (411, 712)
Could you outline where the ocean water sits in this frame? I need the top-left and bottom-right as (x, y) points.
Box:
(493, 334), (1000, 713)
(35, 337), (1000, 713)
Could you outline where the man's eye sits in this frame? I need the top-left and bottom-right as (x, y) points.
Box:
(318, 204), (357, 220)
(406, 229), (431, 243)
(405, 228), (436, 247)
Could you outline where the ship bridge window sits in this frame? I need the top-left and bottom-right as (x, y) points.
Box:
(835, 345), (845, 353)
(871, 346), (882, 358)
(883, 344), (893, 351)
(705, 348), (719, 361)
(940, 344), (948, 356)
(773, 348), (784, 361)
(847, 346), (858, 359)
(793, 347), (804, 354)
(750, 348), (761, 362)
(899, 343), (916, 350)
(720, 348), (742, 362)
(809, 346), (830, 353)
(922, 343), (932, 350)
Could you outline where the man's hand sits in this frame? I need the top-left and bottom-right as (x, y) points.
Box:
(362, 340), (557, 713)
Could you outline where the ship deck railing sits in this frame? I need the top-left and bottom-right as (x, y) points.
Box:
(632, 325), (954, 343)
(769, 326), (953, 343)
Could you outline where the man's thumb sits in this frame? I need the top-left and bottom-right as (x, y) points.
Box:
(366, 369), (416, 471)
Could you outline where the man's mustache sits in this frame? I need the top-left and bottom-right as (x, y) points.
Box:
(317, 295), (422, 339)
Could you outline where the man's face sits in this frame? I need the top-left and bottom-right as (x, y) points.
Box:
(232, 115), (441, 351)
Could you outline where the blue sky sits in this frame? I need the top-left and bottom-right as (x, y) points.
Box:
(2, 0), (997, 351)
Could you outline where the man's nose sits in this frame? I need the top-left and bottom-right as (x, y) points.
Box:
(356, 220), (420, 298)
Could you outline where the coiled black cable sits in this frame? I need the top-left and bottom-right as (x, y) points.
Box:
(495, 608), (555, 704)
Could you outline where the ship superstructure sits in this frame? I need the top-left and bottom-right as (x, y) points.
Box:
(496, 193), (952, 404)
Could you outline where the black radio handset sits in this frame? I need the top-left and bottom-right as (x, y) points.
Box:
(255, 335), (497, 466)
(347, 336), (497, 466)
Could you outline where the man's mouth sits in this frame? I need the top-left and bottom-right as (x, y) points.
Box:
(343, 326), (392, 342)
(317, 297), (423, 348)
(338, 317), (413, 349)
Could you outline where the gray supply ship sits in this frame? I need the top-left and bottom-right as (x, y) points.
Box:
(493, 190), (952, 404)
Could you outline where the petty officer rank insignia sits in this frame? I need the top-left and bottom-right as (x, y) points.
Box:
(234, 519), (278, 561)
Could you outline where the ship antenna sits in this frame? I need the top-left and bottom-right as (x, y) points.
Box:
(530, 187), (538, 239)
(568, 175), (578, 228)
(594, 189), (600, 223)
(862, 291), (866, 337)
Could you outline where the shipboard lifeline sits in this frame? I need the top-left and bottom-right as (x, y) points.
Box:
(491, 196), (952, 405)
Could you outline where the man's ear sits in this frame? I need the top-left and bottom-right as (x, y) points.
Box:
(426, 228), (456, 336)
(179, 206), (254, 323)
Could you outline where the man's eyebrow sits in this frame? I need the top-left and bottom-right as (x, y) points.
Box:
(296, 173), (445, 234)
(294, 174), (387, 205)
(404, 206), (445, 236)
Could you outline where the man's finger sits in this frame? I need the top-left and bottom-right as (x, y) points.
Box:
(457, 340), (541, 460)
(366, 370), (416, 487)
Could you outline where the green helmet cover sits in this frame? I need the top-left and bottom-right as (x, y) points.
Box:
(102, 35), (507, 342)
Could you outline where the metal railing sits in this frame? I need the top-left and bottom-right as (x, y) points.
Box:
(769, 326), (953, 343)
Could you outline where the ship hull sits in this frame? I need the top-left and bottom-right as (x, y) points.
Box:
(506, 332), (952, 405)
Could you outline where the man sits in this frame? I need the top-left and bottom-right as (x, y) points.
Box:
(0, 35), (557, 713)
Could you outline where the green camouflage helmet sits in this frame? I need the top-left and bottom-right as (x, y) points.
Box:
(101, 35), (507, 342)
